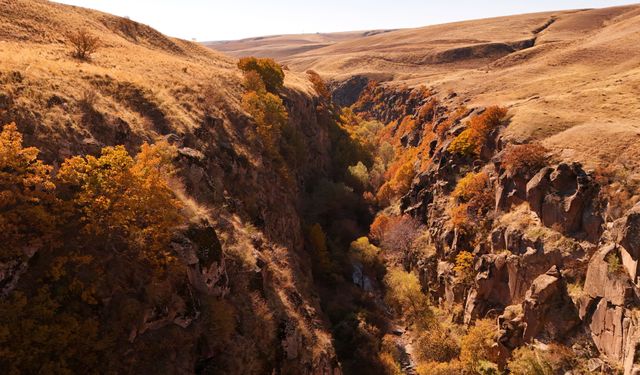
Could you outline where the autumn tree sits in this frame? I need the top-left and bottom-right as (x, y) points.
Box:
(0, 123), (58, 261)
(384, 267), (433, 329)
(242, 90), (289, 160)
(68, 29), (101, 60)
(379, 215), (423, 261)
(57, 141), (184, 265)
(238, 57), (285, 93)
(460, 319), (499, 373)
(369, 214), (391, 243)
(0, 286), (106, 374)
(306, 70), (331, 103)
(453, 251), (476, 287)
(449, 171), (494, 234)
(348, 161), (370, 190)
(449, 106), (508, 157)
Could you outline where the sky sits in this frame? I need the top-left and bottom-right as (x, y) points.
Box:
(54, 0), (639, 41)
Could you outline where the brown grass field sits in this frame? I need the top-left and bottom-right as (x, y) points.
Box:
(209, 5), (640, 174)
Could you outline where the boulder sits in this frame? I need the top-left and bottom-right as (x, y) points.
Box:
(495, 168), (530, 211)
(526, 163), (602, 242)
(619, 205), (640, 258)
(521, 266), (580, 342)
(171, 220), (229, 297)
(616, 204), (640, 283)
(582, 244), (640, 374)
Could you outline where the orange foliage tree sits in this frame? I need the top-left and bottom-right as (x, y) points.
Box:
(57, 141), (184, 265)
(449, 171), (494, 234)
(500, 142), (548, 175)
(448, 106), (508, 157)
(0, 123), (58, 261)
(307, 70), (331, 103)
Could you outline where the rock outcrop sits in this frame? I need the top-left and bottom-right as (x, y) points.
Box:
(526, 163), (603, 242)
(567, 203), (640, 374)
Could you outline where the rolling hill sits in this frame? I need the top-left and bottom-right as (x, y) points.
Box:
(208, 5), (640, 175)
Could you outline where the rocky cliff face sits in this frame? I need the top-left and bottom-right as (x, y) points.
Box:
(350, 81), (640, 373)
(0, 2), (345, 370)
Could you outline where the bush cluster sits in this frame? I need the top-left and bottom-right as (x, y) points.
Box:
(448, 106), (508, 157)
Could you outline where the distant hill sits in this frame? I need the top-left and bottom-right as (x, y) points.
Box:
(207, 5), (640, 173)
(204, 29), (395, 60)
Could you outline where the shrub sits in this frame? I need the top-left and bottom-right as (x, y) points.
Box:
(460, 319), (498, 372)
(449, 171), (494, 233)
(238, 57), (284, 93)
(452, 171), (491, 204)
(414, 327), (460, 363)
(508, 344), (577, 375)
(606, 250), (623, 274)
(448, 106), (508, 157)
(0, 123), (58, 261)
(416, 360), (463, 375)
(68, 29), (101, 60)
(595, 165), (640, 220)
(501, 143), (548, 175)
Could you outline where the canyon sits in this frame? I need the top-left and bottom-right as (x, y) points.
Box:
(1, 1), (640, 374)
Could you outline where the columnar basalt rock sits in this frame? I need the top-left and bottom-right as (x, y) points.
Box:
(526, 163), (603, 242)
(581, 247), (640, 374)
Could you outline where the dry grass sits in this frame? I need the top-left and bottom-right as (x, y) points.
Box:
(211, 4), (640, 177)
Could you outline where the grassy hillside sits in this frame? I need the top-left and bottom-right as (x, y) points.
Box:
(210, 5), (640, 176)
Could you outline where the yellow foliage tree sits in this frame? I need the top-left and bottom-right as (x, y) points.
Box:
(384, 267), (433, 329)
(453, 251), (475, 286)
(242, 90), (289, 160)
(237, 57), (284, 93)
(0, 123), (57, 261)
(448, 106), (508, 157)
(460, 319), (499, 373)
(57, 141), (184, 265)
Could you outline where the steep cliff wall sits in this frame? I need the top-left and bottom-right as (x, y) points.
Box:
(350, 81), (640, 374)
(0, 1), (342, 374)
